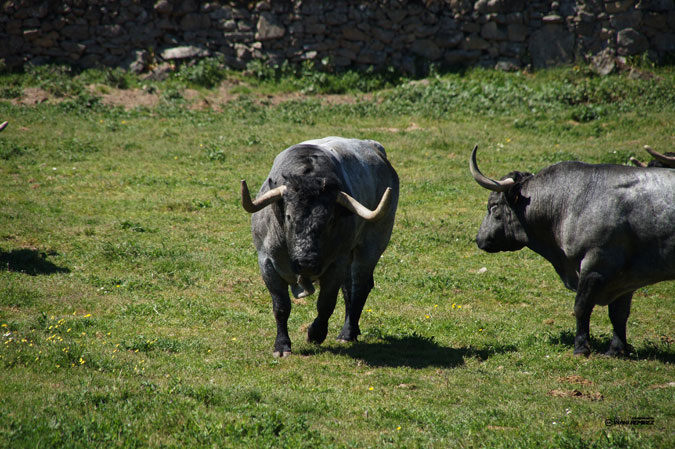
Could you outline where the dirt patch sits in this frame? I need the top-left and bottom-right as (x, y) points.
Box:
(370, 122), (425, 133)
(7, 82), (366, 111)
(548, 389), (603, 401)
(557, 375), (594, 386)
(649, 382), (675, 389)
(95, 86), (160, 109)
(13, 87), (51, 106)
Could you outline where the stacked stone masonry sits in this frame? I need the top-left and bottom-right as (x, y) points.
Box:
(1, 0), (674, 73)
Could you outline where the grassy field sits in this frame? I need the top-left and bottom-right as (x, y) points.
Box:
(0, 63), (674, 448)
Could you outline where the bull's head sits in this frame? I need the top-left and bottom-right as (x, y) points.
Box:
(629, 145), (675, 168)
(241, 176), (392, 277)
(470, 145), (531, 253)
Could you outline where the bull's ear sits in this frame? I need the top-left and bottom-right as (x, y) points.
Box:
(505, 184), (521, 206)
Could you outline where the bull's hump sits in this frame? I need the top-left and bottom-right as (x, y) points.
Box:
(299, 137), (387, 162)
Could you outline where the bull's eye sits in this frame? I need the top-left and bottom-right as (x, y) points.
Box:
(490, 205), (500, 217)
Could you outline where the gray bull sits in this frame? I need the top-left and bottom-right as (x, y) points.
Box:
(241, 137), (399, 357)
(470, 145), (675, 356)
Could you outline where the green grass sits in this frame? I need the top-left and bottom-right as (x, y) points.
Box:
(0, 65), (674, 448)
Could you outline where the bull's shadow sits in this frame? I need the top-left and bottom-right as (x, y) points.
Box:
(0, 248), (70, 276)
(298, 333), (517, 369)
(549, 330), (675, 363)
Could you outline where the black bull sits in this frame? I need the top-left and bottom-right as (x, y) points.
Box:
(470, 145), (675, 356)
(241, 137), (399, 357)
(629, 145), (675, 168)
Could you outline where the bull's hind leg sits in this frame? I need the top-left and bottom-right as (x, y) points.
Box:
(573, 272), (604, 357)
(606, 293), (633, 357)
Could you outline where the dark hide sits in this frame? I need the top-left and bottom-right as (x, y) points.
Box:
(476, 161), (675, 356)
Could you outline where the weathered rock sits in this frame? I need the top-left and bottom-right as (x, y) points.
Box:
(590, 47), (617, 75)
(507, 23), (528, 41)
(653, 32), (675, 52)
(609, 10), (642, 29)
(255, 11), (285, 40)
(461, 34), (490, 51)
(160, 45), (209, 60)
(482, 22), (507, 40)
(529, 24), (575, 68)
(180, 13), (210, 31)
(142, 62), (173, 81)
(604, 1), (634, 14)
(616, 28), (649, 54)
(123, 49), (149, 73)
(154, 0), (172, 15)
(495, 58), (521, 71)
(411, 39), (442, 60)
(1, 0), (673, 74)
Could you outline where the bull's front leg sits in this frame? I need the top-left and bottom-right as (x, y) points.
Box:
(307, 261), (347, 345)
(606, 293), (633, 357)
(260, 259), (292, 357)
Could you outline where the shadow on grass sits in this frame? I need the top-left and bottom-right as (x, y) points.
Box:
(549, 330), (675, 363)
(298, 333), (518, 369)
(0, 249), (70, 276)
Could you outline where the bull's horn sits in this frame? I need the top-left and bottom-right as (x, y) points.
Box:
(337, 187), (392, 222)
(241, 180), (286, 213)
(644, 145), (675, 168)
(0, 121), (7, 132)
(629, 157), (647, 167)
(469, 145), (515, 192)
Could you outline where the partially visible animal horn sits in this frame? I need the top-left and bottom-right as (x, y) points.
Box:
(629, 157), (647, 168)
(337, 187), (392, 222)
(644, 145), (675, 168)
(469, 145), (516, 192)
(241, 180), (286, 213)
(0, 121), (7, 132)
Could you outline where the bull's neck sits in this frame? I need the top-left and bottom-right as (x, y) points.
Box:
(519, 181), (571, 263)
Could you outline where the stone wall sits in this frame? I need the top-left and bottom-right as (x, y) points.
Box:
(1, 0), (674, 74)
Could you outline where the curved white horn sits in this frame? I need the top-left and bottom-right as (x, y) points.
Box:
(629, 157), (647, 168)
(0, 121), (7, 132)
(644, 145), (675, 168)
(469, 145), (516, 192)
(241, 180), (286, 213)
(337, 187), (392, 222)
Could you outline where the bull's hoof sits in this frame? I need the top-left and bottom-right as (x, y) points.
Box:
(307, 322), (328, 344)
(336, 338), (357, 344)
(336, 332), (358, 343)
(273, 350), (292, 358)
(573, 349), (591, 357)
(605, 345), (631, 358)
